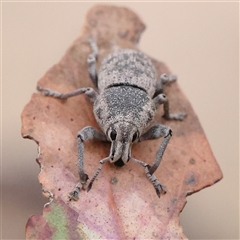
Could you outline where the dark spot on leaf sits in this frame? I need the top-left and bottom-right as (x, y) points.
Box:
(119, 30), (128, 38)
(110, 177), (118, 185)
(28, 128), (34, 134)
(181, 150), (186, 155)
(189, 158), (195, 164)
(186, 173), (196, 185)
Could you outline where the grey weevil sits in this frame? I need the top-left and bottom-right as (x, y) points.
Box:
(37, 39), (186, 200)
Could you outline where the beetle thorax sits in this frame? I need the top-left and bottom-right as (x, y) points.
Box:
(93, 85), (156, 134)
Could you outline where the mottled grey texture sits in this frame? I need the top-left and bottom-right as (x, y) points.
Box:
(94, 85), (155, 134)
(98, 49), (157, 96)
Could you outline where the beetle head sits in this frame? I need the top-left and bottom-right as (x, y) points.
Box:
(106, 121), (139, 167)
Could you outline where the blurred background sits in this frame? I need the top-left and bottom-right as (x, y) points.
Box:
(2, 2), (239, 239)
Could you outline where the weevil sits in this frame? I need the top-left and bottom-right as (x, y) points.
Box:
(37, 39), (186, 200)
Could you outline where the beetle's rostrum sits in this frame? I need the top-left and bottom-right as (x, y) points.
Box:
(37, 39), (186, 200)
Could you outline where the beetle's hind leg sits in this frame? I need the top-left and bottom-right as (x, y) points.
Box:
(154, 73), (177, 97)
(153, 73), (187, 121)
(87, 38), (99, 88)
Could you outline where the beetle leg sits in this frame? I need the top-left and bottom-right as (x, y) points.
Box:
(68, 126), (108, 201)
(87, 38), (99, 88)
(87, 156), (112, 192)
(162, 97), (187, 121)
(140, 124), (172, 175)
(153, 91), (186, 121)
(37, 86), (98, 103)
(153, 73), (177, 97)
(131, 125), (172, 197)
(153, 73), (186, 120)
(131, 157), (166, 198)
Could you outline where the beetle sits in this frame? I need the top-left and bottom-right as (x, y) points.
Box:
(37, 39), (186, 200)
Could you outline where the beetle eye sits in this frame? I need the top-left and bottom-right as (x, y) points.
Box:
(110, 130), (117, 141)
(132, 132), (138, 142)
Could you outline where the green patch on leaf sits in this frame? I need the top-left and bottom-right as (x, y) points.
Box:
(45, 203), (68, 240)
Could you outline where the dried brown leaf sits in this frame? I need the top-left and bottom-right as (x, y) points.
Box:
(22, 5), (222, 239)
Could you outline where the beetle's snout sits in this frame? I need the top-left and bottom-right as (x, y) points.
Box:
(111, 141), (131, 167)
(108, 122), (137, 167)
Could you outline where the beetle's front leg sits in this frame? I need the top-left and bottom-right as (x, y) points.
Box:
(140, 124), (172, 175)
(68, 126), (108, 201)
(132, 124), (172, 197)
(131, 157), (166, 198)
